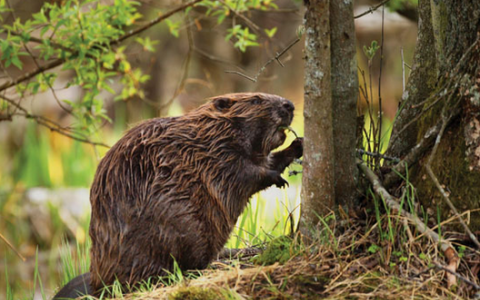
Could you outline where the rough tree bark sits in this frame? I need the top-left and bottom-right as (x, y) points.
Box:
(300, 0), (358, 233)
(330, 0), (358, 209)
(387, 0), (480, 230)
(300, 0), (335, 232)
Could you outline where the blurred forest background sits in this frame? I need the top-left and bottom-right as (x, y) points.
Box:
(0, 0), (417, 298)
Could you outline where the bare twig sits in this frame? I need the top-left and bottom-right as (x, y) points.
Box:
(159, 15), (194, 112)
(224, 70), (257, 82)
(354, 0), (390, 19)
(217, 247), (262, 260)
(432, 262), (480, 290)
(356, 149), (400, 163)
(376, 4), (385, 167)
(0, 232), (26, 261)
(401, 47), (406, 92)
(193, 46), (239, 67)
(357, 159), (459, 287)
(226, 37), (300, 83)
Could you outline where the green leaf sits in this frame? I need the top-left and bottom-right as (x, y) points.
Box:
(264, 27), (277, 38)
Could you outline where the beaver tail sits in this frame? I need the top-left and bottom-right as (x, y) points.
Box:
(53, 273), (92, 299)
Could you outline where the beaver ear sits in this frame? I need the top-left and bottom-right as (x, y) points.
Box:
(213, 98), (233, 112)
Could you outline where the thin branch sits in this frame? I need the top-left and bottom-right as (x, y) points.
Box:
(10, 30), (91, 59)
(356, 149), (400, 163)
(20, 37), (73, 115)
(357, 159), (459, 288)
(432, 262), (480, 290)
(193, 46), (243, 69)
(226, 37), (300, 83)
(0, 59), (64, 92)
(354, 0), (390, 19)
(111, 0), (203, 45)
(377, 4), (385, 167)
(0, 232), (26, 261)
(0, 95), (109, 148)
(217, 247), (262, 260)
(159, 16), (194, 112)
(0, 0), (203, 93)
(391, 36), (480, 142)
(401, 47), (406, 92)
(383, 119), (444, 188)
(217, 0), (260, 33)
(224, 70), (257, 82)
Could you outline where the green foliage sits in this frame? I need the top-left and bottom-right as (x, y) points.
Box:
(13, 122), (52, 187)
(59, 238), (90, 286)
(0, 0), (148, 136)
(226, 190), (301, 249)
(225, 25), (259, 52)
(387, 0), (418, 11)
(252, 236), (300, 265)
(4, 260), (13, 300)
(0, 0), (281, 139)
(264, 27), (277, 38)
(196, 0), (278, 52)
(363, 40), (380, 61)
(33, 249), (47, 300)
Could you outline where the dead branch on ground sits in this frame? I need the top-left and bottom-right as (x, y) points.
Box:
(357, 159), (459, 288)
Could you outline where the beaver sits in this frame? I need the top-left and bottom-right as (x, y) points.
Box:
(53, 92), (303, 298)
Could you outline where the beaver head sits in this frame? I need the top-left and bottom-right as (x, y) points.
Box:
(193, 92), (295, 159)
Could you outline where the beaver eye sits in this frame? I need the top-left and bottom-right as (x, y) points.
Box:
(213, 98), (233, 111)
(251, 97), (262, 105)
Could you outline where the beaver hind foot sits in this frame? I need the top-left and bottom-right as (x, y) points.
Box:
(53, 273), (91, 299)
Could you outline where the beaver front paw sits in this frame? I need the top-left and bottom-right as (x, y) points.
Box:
(272, 174), (289, 188)
(288, 137), (303, 159)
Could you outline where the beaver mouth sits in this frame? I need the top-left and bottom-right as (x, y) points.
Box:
(277, 125), (288, 142)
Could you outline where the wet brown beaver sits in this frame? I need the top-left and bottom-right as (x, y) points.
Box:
(53, 92), (302, 298)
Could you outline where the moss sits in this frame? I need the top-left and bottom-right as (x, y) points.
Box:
(415, 120), (480, 231)
(168, 286), (219, 300)
(430, 0), (448, 68)
(252, 236), (300, 265)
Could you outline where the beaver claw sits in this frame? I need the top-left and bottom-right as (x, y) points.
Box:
(273, 175), (289, 188)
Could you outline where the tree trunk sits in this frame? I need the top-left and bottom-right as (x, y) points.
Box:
(300, 0), (335, 233)
(387, 0), (480, 230)
(300, 0), (359, 233)
(330, 0), (359, 209)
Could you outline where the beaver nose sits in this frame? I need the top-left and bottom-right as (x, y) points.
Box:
(282, 100), (295, 112)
